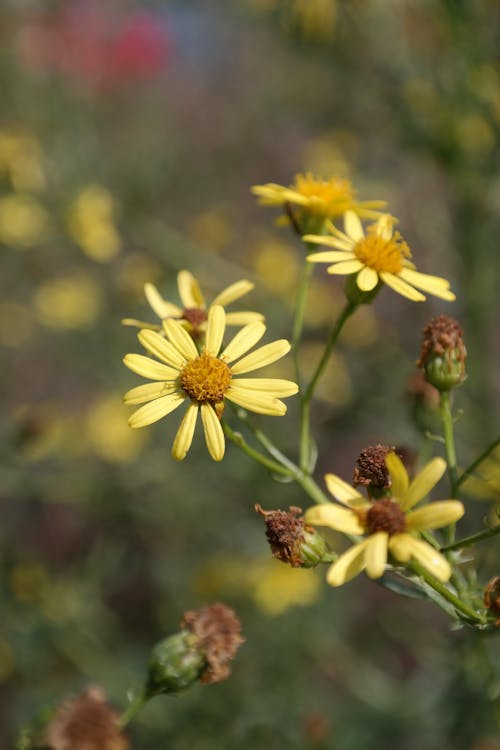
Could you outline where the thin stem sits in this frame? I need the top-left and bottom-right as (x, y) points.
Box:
(456, 435), (500, 489)
(118, 690), (148, 729)
(222, 422), (293, 477)
(441, 524), (500, 552)
(410, 561), (486, 625)
(291, 259), (315, 388)
(299, 301), (357, 471)
(439, 390), (460, 546)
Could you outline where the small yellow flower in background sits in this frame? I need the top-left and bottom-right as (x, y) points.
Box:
(0, 131), (45, 191)
(250, 237), (300, 296)
(124, 305), (298, 461)
(305, 453), (464, 586)
(252, 173), (386, 231)
(252, 562), (321, 616)
(86, 396), (147, 463)
(34, 273), (101, 330)
(0, 194), (49, 248)
(123, 270), (263, 334)
(67, 185), (121, 262)
(305, 210), (456, 302)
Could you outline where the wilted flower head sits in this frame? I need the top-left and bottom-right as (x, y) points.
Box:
(255, 503), (329, 567)
(417, 315), (467, 391)
(484, 576), (500, 626)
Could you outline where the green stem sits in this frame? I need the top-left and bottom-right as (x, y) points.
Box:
(299, 301), (358, 471)
(410, 561), (486, 625)
(439, 390), (460, 547)
(291, 259), (315, 388)
(441, 524), (500, 552)
(222, 422), (293, 477)
(118, 690), (148, 729)
(456, 435), (500, 489)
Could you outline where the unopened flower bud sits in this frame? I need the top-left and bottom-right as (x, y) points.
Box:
(146, 604), (244, 696)
(484, 576), (500, 626)
(344, 273), (381, 305)
(255, 503), (330, 567)
(417, 315), (467, 391)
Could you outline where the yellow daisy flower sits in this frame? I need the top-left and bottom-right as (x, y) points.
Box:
(305, 453), (464, 586)
(122, 270), (263, 335)
(304, 211), (456, 302)
(123, 305), (298, 461)
(251, 172), (385, 228)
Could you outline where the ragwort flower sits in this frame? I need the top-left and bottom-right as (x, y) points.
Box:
(124, 305), (298, 461)
(251, 173), (385, 231)
(305, 453), (464, 586)
(122, 270), (263, 336)
(304, 211), (455, 302)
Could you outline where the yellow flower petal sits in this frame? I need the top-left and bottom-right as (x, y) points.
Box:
(225, 386), (287, 415)
(144, 283), (181, 319)
(172, 402), (198, 461)
(304, 504), (364, 534)
(205, 305), (226, 355)
(390, 535), (451, 582)
(324, 473), (366, 506)
(122, 317), (162, 331)
(326, 540), (369, 587)
(379, 272), (425, 301)
(344, 210), (364, 241)
(128, 393), (184, 428)
(385, 452), (409, 502)
(304, 237), (354, 252)
(123, 353), (179, 381)
(232, 377), (298, 397)
(405, 501), (464, 531)
(201, 403), (225, 461)
(230, 340), (291, 375)
(399, 269), (455, 301)
(356, 266), (379, 291)
(123, 382), (177, 404)
(305, 249), (355, 262)
(365, 531), (389, 579)
(402, 457), (447, 509)
(212, 279), (254, 306)
(327, 259), (364, 275)
(139, 329), (186, 369)
(177, 270), (205, 309)
(163, 318), (199, 361)
(375, 214), (394, 241)
(221, 321), (266, 363)
(225, 311), (264, 326)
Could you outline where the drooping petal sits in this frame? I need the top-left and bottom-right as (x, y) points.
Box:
(324, 473), (366, 506)
(405, 501), (464, 531)
(304, 504), (364, 534)
(231, 377), (298, 397)
(390, 534), (451, 582)
(128, 393), (185, 428)
(356, 266), (379, 291)
(385, 452), (409, 502)
(221, 322), (266, 363)
(225, 386), (287, 416)
(399, 269), (455, 301)
(201, 403), (225, 461)
(177, 270), (205, 309)
(139, 329), (186, 369)
(379, 272), (426, 302)
(163, 318), (199, 360)
(230, 340), (291, 374)
(144, 283), (181, 319)
(326, 259), (364, 275)
(204, 305), (226, 355)
(365, 532), (389, 579)
(123, 382), (177, 404)
(172, 402), (199, 460)
(122, 318), (162, 330)
(344, 210), (364, 241)
(212, 279), (254, 306)
(123, 353), (180, 381)
(402, 457), (447, 510)
(326, 540), (369, 587)
(225, 311), (264, 326)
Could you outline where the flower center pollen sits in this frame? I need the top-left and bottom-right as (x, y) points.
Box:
(353, 234), (405, 274)
(365, 499), (406, 536)
(180, 352), (232, 404)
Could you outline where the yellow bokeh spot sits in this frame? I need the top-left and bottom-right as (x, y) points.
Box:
(34, 273), (101, 329)
(0, 301), (35, 347)
(251, 237), (300, 295)
(188, 210), (233, 254)
(117, 253), (163, 297)
(455, 114), (496, 157)
(286, 0), (338, 43)
(67, 185), (121, 262)
(86, 395), (147, 463)
(10, 561), (49, 603)
(0, 131), (45, 191)
(0, 194), (49, 248)
(253, 561), (321, 616)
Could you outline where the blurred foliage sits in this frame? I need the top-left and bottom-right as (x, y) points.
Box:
(1, 1), (499, 748)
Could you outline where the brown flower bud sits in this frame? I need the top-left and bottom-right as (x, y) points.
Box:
(417, 315), (467, 391)
(353, 444), (412, 499)
(255, 504), (329, 567)
(484, 576), (500, 626)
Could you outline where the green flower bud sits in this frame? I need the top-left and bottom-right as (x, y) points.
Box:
(344, 274), (381, 305)
(146, 631), (206, 696)
(417, 315), (467, 391)
(255, 503), (330, 568)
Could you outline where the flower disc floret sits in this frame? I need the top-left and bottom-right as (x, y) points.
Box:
(365, 499), (406, 535)
(180, 352), (232, 404)
(353, 232), (409, 275)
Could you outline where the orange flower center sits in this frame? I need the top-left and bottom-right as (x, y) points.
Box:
(293, 173), (355, 216)
(364, 499), (406, 536)
(353, 232), (408, 274)
(180, 352), (232, 404)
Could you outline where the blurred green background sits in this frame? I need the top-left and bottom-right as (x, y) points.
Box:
(1, 1), (499, 748)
